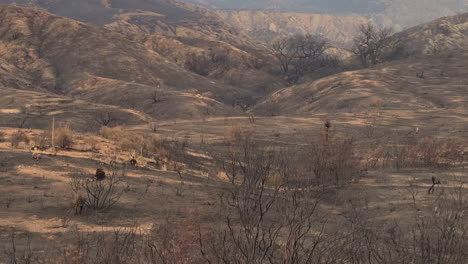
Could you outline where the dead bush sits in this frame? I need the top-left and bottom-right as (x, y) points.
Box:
(10, 130), (30, 148)
(308, 135), (363, 186)
(145, 212), (202, 264)
(99, 126), (126, 141)
(185, 53), (211, 76)
(70, 165), (125, 211)
(94, 111), (118, 127)
(119, 133), (145, 153)
(84, 136), (100, 152)
(33, 131), (51, 150)
(390, 137), (465, 169)
(3, 229), (36, 264)
(185, 51), (231, 76)
(55, 127), (74, 149)
(0, 131), (5, 142)
(147, 136), (188, 171)
(60, 225), (142, 264)
(339, 185), (468, 264)
(200, 126), (330, 263)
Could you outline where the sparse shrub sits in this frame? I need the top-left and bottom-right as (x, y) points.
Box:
(150, 87), (168, 104)
(10, 131), (30, 148)
(185, 50), (231, 76)
(149, 122), (158, 133)
(339, 186), (468, 264)
(33, 131), (51, 150)
(84, 135), (100, 152)
(390, 137), (465, 169)
(3, 230), (35, 264)
(308, 135), (362, 186)
(94, 111), (118, 127)
(200, 126), (333, 264)
(55, 127), (74, 149)
(100, 126), (126, 141)
(5, 196), (15, 208)
(246, 56), (265, 69)
(185, 53), (211, 76)
(145, 212), (202, 263)
(119, 133), (145, 153)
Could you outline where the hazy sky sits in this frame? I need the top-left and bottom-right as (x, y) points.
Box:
(184, 0), (467, 14)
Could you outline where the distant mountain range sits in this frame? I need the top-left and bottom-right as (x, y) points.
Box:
(183, 0), (467, 30)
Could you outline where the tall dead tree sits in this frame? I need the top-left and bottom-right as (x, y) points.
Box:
(94, 111), (117, 127)
(352, 22), (394, 67)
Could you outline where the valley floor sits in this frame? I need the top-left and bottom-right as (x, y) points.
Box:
(0, 113), (466, 262)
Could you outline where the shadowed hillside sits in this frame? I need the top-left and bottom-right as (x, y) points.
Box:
(0, 5), (251, 119)
(0, 1), (285, 95)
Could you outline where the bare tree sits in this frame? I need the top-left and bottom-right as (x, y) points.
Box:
(199, 127), (329, 263)
(16, 107), (31, 129)
(150, 84), (167, 104)
(352, 22), (394, 67)
(272, 34), (331, 84)
(94, 111), (117, 127)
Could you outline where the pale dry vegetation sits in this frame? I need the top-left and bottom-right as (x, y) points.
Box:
(1, 122), (466, 264)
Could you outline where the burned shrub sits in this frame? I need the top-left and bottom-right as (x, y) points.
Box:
(33, 131), (51, 150)
(70, 165), (125, 211)
(95, 168), (106, 181)
(390, 137), (465, 169)
(10, 131), (30, 148)
(55, 127), (74, 149)
(185, 53), (211, 76)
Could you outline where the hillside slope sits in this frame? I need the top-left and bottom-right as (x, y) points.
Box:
(0, 5), (246, 119)
(0, 1), (284, 94)
(0, 0), (262, 49)
(214, 10), (369, 44)
(253, 13), (468, 116)
(253, 53), (468, 116)
(394, 12), (468, 56)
